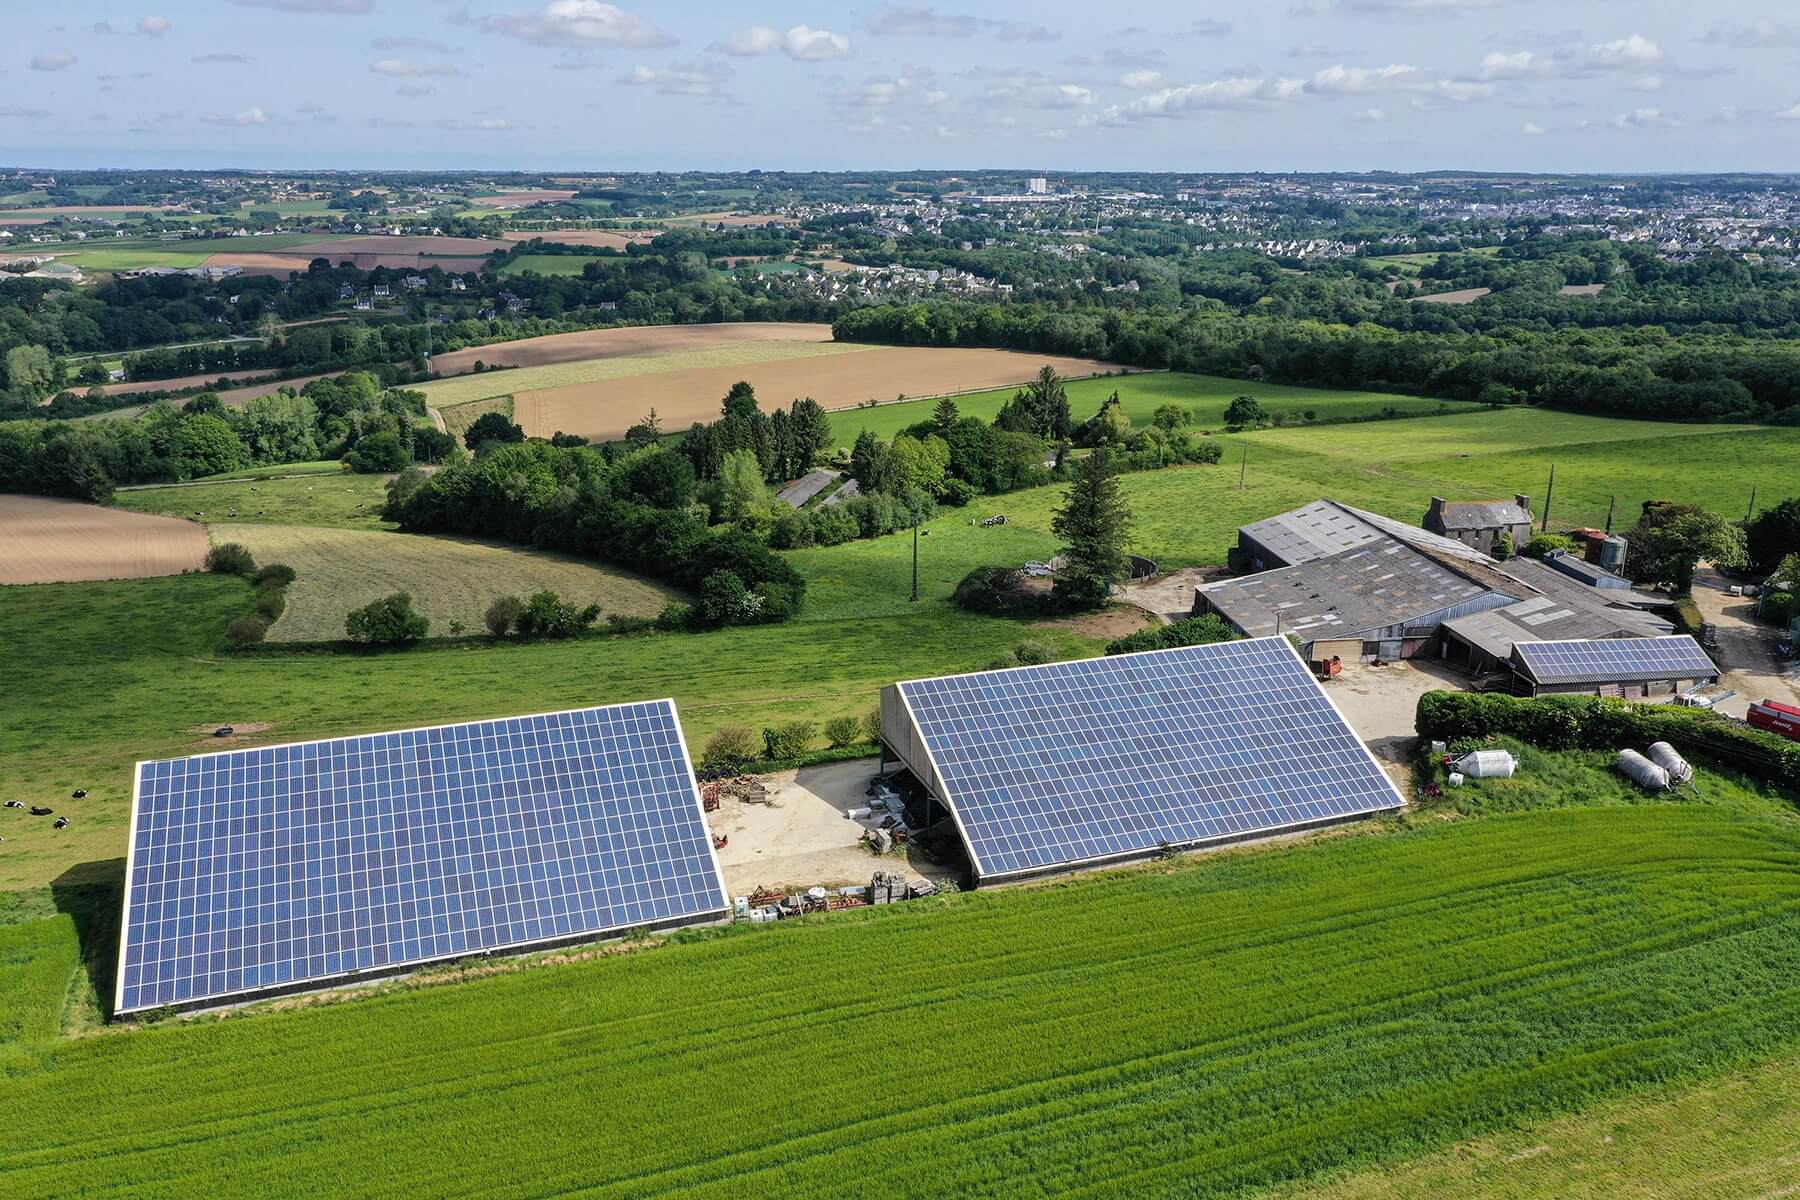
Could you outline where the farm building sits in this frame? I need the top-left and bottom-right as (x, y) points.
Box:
(114, 701), (729, 1016)
(1202, 500), (1671, 668)
(1506, 636), (1719, 698)
(1545, 549), (1632, 590)
(879, 639), (1406, 886)
(1423, 495), (1535, 555)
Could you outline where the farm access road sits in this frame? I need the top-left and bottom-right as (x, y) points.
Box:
(1692, 566), (1800, 716)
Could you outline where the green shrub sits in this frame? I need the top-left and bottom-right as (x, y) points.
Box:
(702, 725), (759, 770)
(811, 505), (859, 546)
(767, 510), (815, 550)
(1763, 590), (1798, 628)
(951, 566), (1059, 618)
(252, 563), (296, 590)
(861, 707), (883, 744)
(655, 602), (694, 632)
(985, 652), (1021, 671)
(205, 543), (256, 577)
(515, 590), (600, 639)
(252, 589), (285, 621)
(762, 721), (818, 761)
(1415, 690), (1800, 790)
(823, 716), (863, 748)
(345, 592), (430, 645)
(1523, 533), (1574, 560)
(1106, 614), (1238, 656)
(225, 615), (268, 644)
(1012, 640), (1053, 666)
(484, 595), (524, 638)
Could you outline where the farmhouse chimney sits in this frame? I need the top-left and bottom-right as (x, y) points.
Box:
(1515, 493), (1531, 512)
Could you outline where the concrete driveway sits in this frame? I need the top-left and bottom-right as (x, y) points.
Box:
(1690, 566), (1800, 717)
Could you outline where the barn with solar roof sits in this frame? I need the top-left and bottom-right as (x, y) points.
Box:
(880, 638), (1406, 886)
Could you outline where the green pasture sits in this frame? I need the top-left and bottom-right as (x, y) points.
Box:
(116, 472), (391, 530)
(498, 254), (599, 277)
(822, 370), (1475, 446)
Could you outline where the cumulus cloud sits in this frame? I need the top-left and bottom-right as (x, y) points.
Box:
(203, 106), (271, 126)
(137, 16), (172, 35)
(233, 0), (373, 11)
(1120, 70), (1166, 90)
(715, 24), (849, 61)
(1472, 34), (1663, 82)
(482, 1), (672, 48)
(1085, 61), (1486, 125)
(193, 52), (250, 63)
(1521, 121), (1546, 134)
(866, 5), (1057, 43)
(619, 58), (732, 97)
(370, 58), (464, 76)
(438, 116), (515, 130)
(31, 52), (78, 71)
(1701, 20), (1800, 50)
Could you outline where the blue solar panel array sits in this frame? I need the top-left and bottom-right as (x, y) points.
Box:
(896, 638), (1404, 883)
(1513, 635), (1718, 685)
(116, 701), (727, 1014)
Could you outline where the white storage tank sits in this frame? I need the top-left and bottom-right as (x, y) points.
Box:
(1617, 749), (1670, 790)
(1454, 750), (1517, 779)
(1647, 742), (1693, 785)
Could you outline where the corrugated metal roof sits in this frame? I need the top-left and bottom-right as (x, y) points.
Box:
(1435, 500), (1531, 530)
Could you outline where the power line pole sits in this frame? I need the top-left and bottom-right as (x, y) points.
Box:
(1746, 484), (1758, 523)
(910, 510), (920, 603)
(1541, 463), (1555, 532)
(1604, 494), (1616, 535)
(1237, 442), (1248, 491)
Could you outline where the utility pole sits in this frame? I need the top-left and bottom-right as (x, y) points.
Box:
(910, 509), (920, 603)
(1604, 494), (1616, 535)
(1237, 443), (1248, 491)
(1541, 464), (1555, 532)
(1746, 484), (1758, 523)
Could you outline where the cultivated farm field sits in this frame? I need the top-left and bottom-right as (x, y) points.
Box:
(5, 806), (1800, 1196)
(208, 523), (685, 641)
(514, 346), (1119, 443)
(0, 494), (207, 585)
(426, 320), (836, 373)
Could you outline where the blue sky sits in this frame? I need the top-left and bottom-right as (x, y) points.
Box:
(3, 1), (1798, 172)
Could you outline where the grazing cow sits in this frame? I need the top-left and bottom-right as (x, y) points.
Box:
(29, 806), (52, 816)
(72, 788), (88, 799)
(4, 800), (24, 810)
(53, 817), (69, 830)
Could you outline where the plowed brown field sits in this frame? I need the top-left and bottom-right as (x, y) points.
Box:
(0, 495), (207, 585)
(499, 229), (657, 250)
(429, 321), (834, 373)
(514, 347), (1120, 442)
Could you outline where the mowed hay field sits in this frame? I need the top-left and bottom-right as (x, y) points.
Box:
(0, 495), (207, 585)
(515, 347), (1121, 442)
(209, 523), (684, 641)
(428, 321), (835, 373)
(8, 806), (1800, 1196)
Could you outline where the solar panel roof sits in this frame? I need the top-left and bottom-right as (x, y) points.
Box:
(1511, 635), (1719, 685)
(116, 701), (727, 1015)
(894, 638), (1405, 883)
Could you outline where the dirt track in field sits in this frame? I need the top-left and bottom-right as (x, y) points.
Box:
(514, 347), (1120, 443)
(428, 322), (835, 373)
(0, 494), (207, 585)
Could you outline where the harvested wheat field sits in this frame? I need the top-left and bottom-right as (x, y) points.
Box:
(515, 347), (1122, 443)
(291, 236), (511, 257)
(1412, 287), (1493, 305)
(499, 229), (658, 250)
(429, 321), (833, 373)
(419, 340), (863, 409)
(209, 524), (685, 641)
(0, 494), (207, 585)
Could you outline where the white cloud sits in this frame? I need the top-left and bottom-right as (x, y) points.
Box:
(1296, 0), (1502, 14)
(482, 2), (672, 48)
(370, 58), (464, 77)
(1611, 107), (1676, 128)
(1702, 20), (1800, 50)
(1473, 34), (1664, 82)
(1777, 104), (1800, 121)
(437, 117), (516, 131)
(1086, 61), (1486, 125)
(137, 16), (172, 35)
(619, 58), (732, 97)
(1351, 106), (1387, 121)
(716, 24), (850, 60)
(866, 5), (1057, 43)
(1120, 70), (1166, 90)
(1630, 75), (1662, 92)
(203, 106), (271, 126)
(1521, 120), (1546, 134)
(31, 52), (78, 71)
(233, 0), (373, 11)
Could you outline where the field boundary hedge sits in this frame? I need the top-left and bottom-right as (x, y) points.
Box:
(1416, 690), (1800, 790)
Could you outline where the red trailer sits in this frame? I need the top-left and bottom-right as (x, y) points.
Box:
(1747, 699), (1800, 743)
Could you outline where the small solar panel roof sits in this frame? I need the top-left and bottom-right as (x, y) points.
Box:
(116, 701), (727, 1015)
(892, 638), (1404, 883)
(1511, 635), (1719, 685)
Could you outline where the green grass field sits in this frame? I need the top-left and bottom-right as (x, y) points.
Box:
(5, 805), (1800, 1197)
(116, 472), (393, 530)
(498, 253), (600, 277)
(823, 370), (1476, 445)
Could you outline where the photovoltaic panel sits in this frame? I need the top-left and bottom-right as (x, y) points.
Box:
(895, 638), (1404, 883)
(116, 701), (727, 1015)
(1512, 636), (1718, 686)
